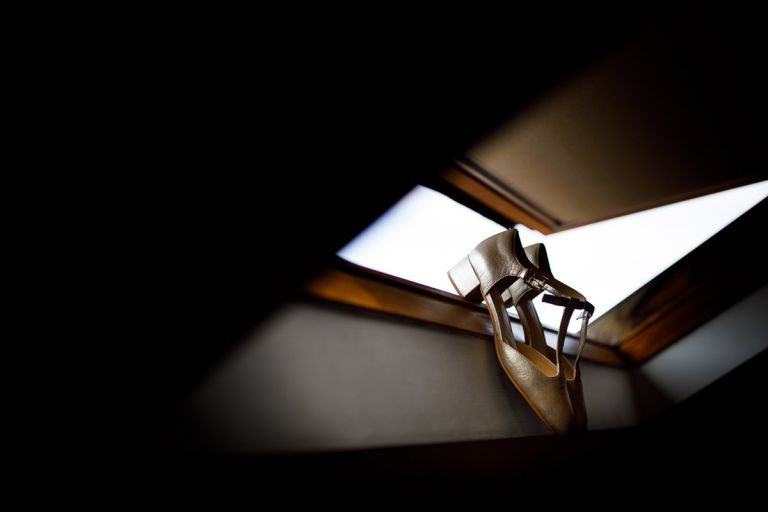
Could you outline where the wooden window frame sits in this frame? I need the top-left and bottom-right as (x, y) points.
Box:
(441, 163), (768, 365)
(306, 258), (626, 367)
(305, 164), (766, 367)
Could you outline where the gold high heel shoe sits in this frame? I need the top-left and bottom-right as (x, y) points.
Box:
(504, 243), (592, 431)
(448, 229), (592, 434)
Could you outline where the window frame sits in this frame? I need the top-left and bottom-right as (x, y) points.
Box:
(305, 162), (768, 367)
(305, 257), (626, 367)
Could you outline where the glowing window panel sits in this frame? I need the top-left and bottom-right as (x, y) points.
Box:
(339, 181), (768, 331)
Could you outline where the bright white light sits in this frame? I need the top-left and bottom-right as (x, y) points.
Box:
(338, 186), (505, 291)
(517, 180), (768, 331)
(338, 181), (768, 332)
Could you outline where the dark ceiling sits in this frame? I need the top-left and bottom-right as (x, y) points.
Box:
(469, 9), (765, 229)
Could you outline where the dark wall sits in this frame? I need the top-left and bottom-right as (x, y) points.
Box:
(138, 301), (635, 455)
(137, 283), (767, 456)
(639, 284), (768, 407)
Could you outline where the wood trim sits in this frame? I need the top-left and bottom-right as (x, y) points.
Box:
(305, 260), (625, 367)
(618, 278), (747, 364)
(441, 165), (556, 234)
(551, 175), (766, 233)
(449, 157), (765, 234)
(591, 198), (768, 365)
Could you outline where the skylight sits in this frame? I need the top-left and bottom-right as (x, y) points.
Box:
(338, 181), (768, 332)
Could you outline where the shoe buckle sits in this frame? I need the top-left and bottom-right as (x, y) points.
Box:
(523, 269), (547, 290)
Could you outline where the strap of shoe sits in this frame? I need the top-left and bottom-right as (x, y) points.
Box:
(543, 294), (594, 368)
(542, 294), (594, 315)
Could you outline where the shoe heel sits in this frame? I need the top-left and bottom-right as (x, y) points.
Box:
(448, 256), (483, 302)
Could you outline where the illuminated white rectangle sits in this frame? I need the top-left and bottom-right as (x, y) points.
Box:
(339, 181), (768, 332)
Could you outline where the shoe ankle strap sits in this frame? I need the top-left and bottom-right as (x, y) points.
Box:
(542, 294), (594, 316)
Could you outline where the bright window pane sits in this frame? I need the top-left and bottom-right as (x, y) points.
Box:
(338, 186), (504, 290)
(339, 181), (768, 332)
